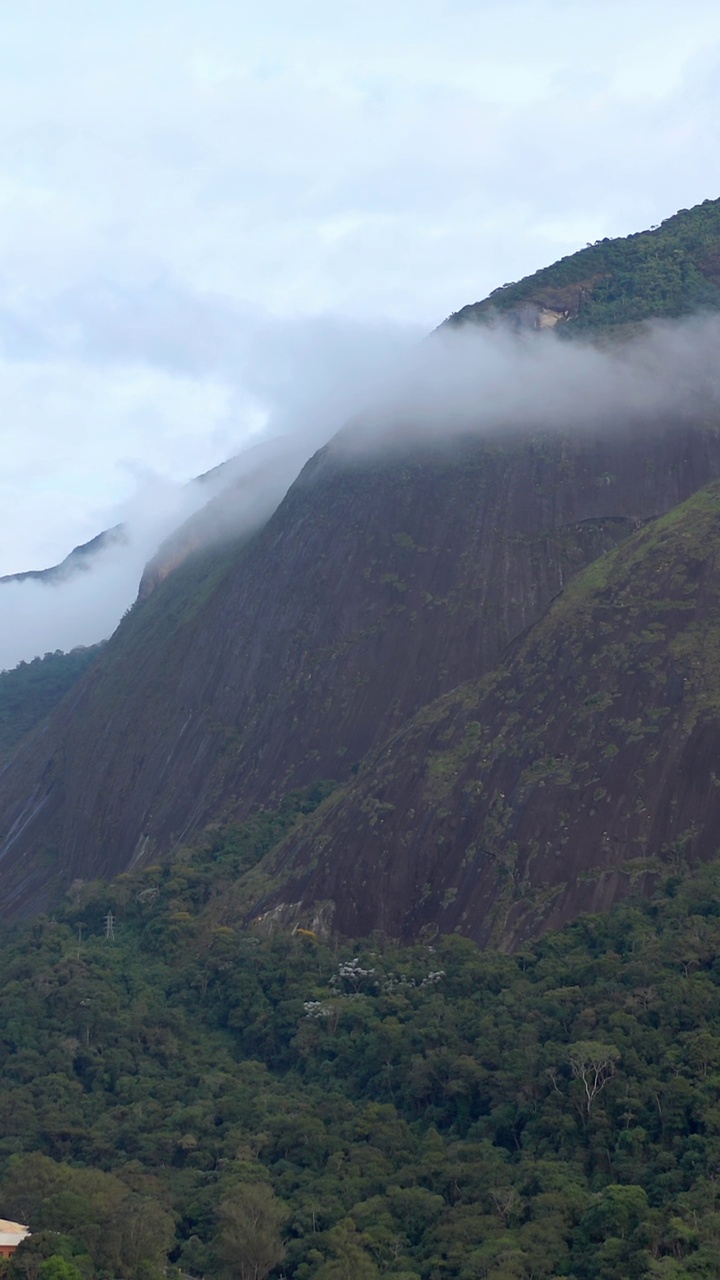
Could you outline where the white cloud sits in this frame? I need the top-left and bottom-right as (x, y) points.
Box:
(0, 283), (419, 574)
(5, 309), (720, 670)
(1, 0), (720, 631)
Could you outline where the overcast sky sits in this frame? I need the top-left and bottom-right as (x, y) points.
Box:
(2, 0), (720, 576)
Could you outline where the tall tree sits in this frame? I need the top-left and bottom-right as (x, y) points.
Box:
(215, 1183), (288, 1280)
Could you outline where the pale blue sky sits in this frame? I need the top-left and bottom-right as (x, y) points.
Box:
(2, 0), (720, 573)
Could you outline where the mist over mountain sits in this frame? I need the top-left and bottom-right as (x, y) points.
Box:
(0, 438), (308, 671)
(6, 305), (720, 674)
(1, 309), (418, 669)
(10, 195), (720, 675)
(9, 8), (720, 1277)
(4, 197), (720, 945)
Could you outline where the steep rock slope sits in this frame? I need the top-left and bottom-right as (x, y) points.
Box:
(1, 422), (719, 918)
(137, 435), (312, 601)
(257, 482), (720, 948)
(4, 197), (720, 924)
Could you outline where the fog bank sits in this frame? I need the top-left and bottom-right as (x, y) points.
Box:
(4, 311), (720, 670)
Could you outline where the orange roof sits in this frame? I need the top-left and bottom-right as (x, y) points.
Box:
(0, 1219), (29, 1247)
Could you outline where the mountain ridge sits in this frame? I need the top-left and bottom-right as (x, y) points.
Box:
(0, 526), (126, 587)
(4, 197), (720, 940)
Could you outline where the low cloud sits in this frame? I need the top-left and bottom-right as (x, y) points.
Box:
(4, 309), (720, 671)
(0, 305), (418, 670)
(345, 312), (720, 450)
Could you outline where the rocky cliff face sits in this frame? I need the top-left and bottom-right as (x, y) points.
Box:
(0, 419), (719, 920)
(137, 437), (313, 601)
(5, 197), (720, 940)
(254, 481), (720, 948)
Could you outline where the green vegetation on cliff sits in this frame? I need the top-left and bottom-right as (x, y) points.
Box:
(449, 197), (720, 333)
(0, 647), (103, 763)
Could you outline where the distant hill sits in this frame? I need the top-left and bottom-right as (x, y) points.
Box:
(0, 439), (298, 593)
(0, 527), (126, 586)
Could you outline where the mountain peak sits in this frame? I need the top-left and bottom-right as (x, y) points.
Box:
(447, 196), (720, 336)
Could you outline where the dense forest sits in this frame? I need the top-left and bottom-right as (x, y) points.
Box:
(449, 198), (720, 333)
(1, 788), (720, 1280)
(0, 648), (103, 762)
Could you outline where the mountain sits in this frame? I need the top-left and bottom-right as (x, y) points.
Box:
(3, 198), (720, 938)
(0, 437), (305, 605)
(447, 196), (720, 334)
(0, 526), (126, 586)
(2, 421), (718, 921)
(255, 480), (720, 947)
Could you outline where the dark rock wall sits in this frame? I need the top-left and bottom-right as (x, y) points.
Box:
(1, 420), (720, 920)
(258, 482), (720, 948)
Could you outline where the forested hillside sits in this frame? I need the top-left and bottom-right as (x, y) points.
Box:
(0, 647), (103, 763)
(449, 198), (720, 333)
(0, 793), (720, 1279)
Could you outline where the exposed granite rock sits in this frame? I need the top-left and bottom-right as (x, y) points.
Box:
(0, 418), (719, 920)
(256, 482), (720, 948)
